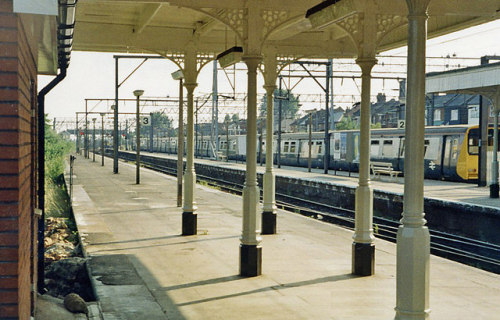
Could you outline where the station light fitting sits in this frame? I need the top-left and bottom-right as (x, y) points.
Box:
(216, 46), (243, 68)
(171, 69), (184, 80)
(305, 0), (354, 29)
(133, 90), (144, 97)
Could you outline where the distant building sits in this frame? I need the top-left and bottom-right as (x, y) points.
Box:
(426, 93), (481, 126)
(291, 107), (344, 132)
(346, 91), (487, 129)
(344, 93), (406, 129)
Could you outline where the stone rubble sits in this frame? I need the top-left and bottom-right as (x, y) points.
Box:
(43, 217), (96, 309)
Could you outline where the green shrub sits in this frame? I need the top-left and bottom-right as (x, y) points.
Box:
(44, 116), (72, 218)
(45, 117), (72, 182)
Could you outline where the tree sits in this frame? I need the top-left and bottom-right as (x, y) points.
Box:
(335, 116), (358, 130)
(151, 112), (174, 135)
(231, 113), (240, 124)
(335, 117), (382, 130)
(259, 89), (300, 121)
(151, 112), (172, 129)
(224, 114), (231, 123)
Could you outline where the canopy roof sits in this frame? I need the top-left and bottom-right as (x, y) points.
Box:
(73, 0), (499, 60)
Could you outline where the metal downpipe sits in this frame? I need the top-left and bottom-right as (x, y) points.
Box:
(37, 67), (67, 293)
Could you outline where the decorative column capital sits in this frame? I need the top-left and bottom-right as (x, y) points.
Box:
(183, 82), (198, 93)
(242, 55), (263, 71)
(406, 0), (431, 16)
(356, 57), (377, 76)
(263, 84), (276, 94)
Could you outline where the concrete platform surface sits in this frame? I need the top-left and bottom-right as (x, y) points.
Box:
(70, 154), (500, 320)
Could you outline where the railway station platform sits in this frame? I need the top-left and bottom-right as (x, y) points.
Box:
(68, 153), (500, 319)
(130, 150), (499, 208)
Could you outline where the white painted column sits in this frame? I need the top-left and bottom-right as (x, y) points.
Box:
(352, 58), (377, 276)
(395, 1), (431, 319)
(262, 84), (277, 234)
(182, 81), (198, 235)
(240, 55), (263, 276)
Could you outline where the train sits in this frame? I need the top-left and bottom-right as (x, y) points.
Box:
(132, 124), (498, 183)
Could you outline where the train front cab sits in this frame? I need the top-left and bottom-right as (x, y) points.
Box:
(459, 125), (500, 182)
(396, 126), (477, 182)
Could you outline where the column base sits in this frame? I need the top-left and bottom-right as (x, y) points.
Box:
(352, 242), (375, 276)
(182, 212), (197, 235)
(490, 184), (499, 198)
(239, 244), (262, 277)
(395, 309), (430, 320)
(261, 211), (276, 235)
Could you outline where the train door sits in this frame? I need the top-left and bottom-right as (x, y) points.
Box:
(442, 135), (460, 179)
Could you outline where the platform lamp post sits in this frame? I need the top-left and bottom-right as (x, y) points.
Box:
(134, 90), (144, 184)
(306, 109), (316, 172)
(100, 113), (106, 166)
(277, 76), (283, 168)
(226, 117), (230, 162)
(92, 118), (96, 162)
(172, 69), (184, 207)
(491, 104), (499, 198)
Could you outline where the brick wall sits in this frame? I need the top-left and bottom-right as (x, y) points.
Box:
(0, 0), (39, 318)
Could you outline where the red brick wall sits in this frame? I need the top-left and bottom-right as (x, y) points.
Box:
(0, 0), (39, 318)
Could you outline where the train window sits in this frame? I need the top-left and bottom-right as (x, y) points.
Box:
(284, 142), (289, 153)
(334, 139), (340, 151)
(452, 138), (459, 160)
(316, 141), (323, 154)
(422, 139), (430, 156)
(370, 140), (380, 156)
(468, 129), (479, 155)
(290, 141), (296, 153)
(382, 140), (393, 157)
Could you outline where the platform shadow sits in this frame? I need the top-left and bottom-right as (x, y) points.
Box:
(93, 235), (239, 253)
(92, 234), (182, 246)
(174, 273), (357, 307)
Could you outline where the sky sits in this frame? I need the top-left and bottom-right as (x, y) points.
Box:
(40, 19), (500, 129)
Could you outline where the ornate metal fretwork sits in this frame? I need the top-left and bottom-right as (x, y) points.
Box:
(152, 51), (185, 70)
(216, 8), (246, 39)
(196, 52), (216, 72)
(277, 55), (301, 74)
(376, 14), (407, 45)
(261, 9), (289, 37)
(337, 13), (363, 45)
(153, 51), (215, 75)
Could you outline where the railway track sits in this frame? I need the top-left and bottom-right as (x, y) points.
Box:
(117, 151), (500, 274)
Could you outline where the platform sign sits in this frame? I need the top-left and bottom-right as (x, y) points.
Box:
(141, 116), (151, 126)
(397, 120), (406, 129)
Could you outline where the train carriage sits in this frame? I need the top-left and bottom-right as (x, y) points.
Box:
(130, 124), (500, 183)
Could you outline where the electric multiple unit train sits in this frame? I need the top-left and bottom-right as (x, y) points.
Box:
(133, 125), (497, 182)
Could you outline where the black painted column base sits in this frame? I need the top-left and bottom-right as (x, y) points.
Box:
(352, 242), (375, 276)
(261, 211), (276, 235)
(239, 244), (262, 277)
(182, 212), (197, 235)
(490, 184), (499, 198)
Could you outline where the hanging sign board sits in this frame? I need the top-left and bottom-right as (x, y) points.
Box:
(397, 120), (406, 129)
